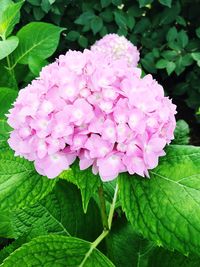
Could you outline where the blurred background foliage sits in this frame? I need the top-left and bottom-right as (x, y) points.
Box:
(2, 0), (200, 143)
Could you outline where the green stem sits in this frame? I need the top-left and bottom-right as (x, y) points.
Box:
(6, 55), (18, 90)
(108, 183), (119, 230)
(79, 230), (109, 267)
(2, 34), (18, 90)
(98, 185), (109, 230)
(79, 182), (119, 266)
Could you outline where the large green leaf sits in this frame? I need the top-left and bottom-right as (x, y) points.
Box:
(28, 54), (47, 76)
(0, 0), (13, 18)
(13, 180), (102, 241)
(0, 235), (115, 266)
(0, 148), (56, 211)
(0, 1), (23, 38)
(0, 87), (18, 119)
(60, 162), (101, 213)
(0, 36), (19, 60)
(10, 22), (64, 67)
(119, 145), (200, 255)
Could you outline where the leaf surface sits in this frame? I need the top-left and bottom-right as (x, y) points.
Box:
(11, 22), (64, 67)
(0, 148), (56, 211)
(119, 145), (200, 255)
(0, 235), (115, 266)
(60, 162), (101, 213)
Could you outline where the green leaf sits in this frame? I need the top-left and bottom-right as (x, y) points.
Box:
(0, 61), (13, 87)
(162, 50), (177, 61)
(119, 145), (200, 255)
(134, 18), (150, 34)
(108, 217), (155, 267)
(127, 6), (143, 17)
(66, 30), (80, 41)
(0, 119), (12, 143)
(112, 0), (122, 5)
(175, 56), (185, 75)
(155, 59), (168, 69)
(100, 10), (113, 23)
(166, 61), (176, 75)
(172, 120), (190, 145)
(159, 0), (172, 7)
(13, 180), (102, 242)
(75, 11), (95, 25)
(160, 2), (181, 25)
(166, 27), (177, 43)
(0, 1), (24, 38)
(33, 6), (45, 20)
(100, 26), (108, 37)
(11, 22), (64, 67)
(28, 54), (47, 76)
(0, 211), (14, 238)
(196, 27), (200, 39)
(0, 36), (19, 60)
(182, 54), (193, 67)
(126, 14), (135, 30)
(177, 30), (188, 48)
(41, 0), (51, 13)
(59, 161), (101, 213)
(27, 0), (41, 6)
(0, 148), (56, 211)
(191, 52), (200, 61)
(78, 35), (88, 48)
(0, 0), (13, 18)
(117, 27), (127, 37)
(114, 11), (127, 29)
(0, 87), (18, 119)
(101, 0), (111, 8)
(91, 16), (103, 35)
(0, 235), (115, 266)
(176, 16), (186, 27)
(138, 0), (153, 8)
(149, 247), (200, 267)
(141, 53), (157, 73)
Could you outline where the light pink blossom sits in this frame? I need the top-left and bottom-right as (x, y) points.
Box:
(7, 34), (176, 181)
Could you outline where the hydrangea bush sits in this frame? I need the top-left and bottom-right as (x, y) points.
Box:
(1, 2), (200, 267)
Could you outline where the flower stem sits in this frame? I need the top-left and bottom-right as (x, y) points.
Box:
(98, 185), (109, 230)
(79, 229), (109, 267)
(79, 182), (119, 266)
(108, 183), (119, 230)
(2, 35), (18, 90)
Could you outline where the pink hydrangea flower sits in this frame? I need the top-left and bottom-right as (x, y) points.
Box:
(91, 33), (140, 67)
(7, 34), (176, 181)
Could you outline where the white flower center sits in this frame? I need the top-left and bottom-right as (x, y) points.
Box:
(73, 109), (83, 120)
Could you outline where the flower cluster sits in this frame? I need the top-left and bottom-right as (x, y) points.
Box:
(91, 33), (140, 67)
(7, 34), (176, 181)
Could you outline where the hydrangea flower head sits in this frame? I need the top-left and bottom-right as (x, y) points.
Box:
(7, 34), (176, 181)
(91, 33), (140, 67)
